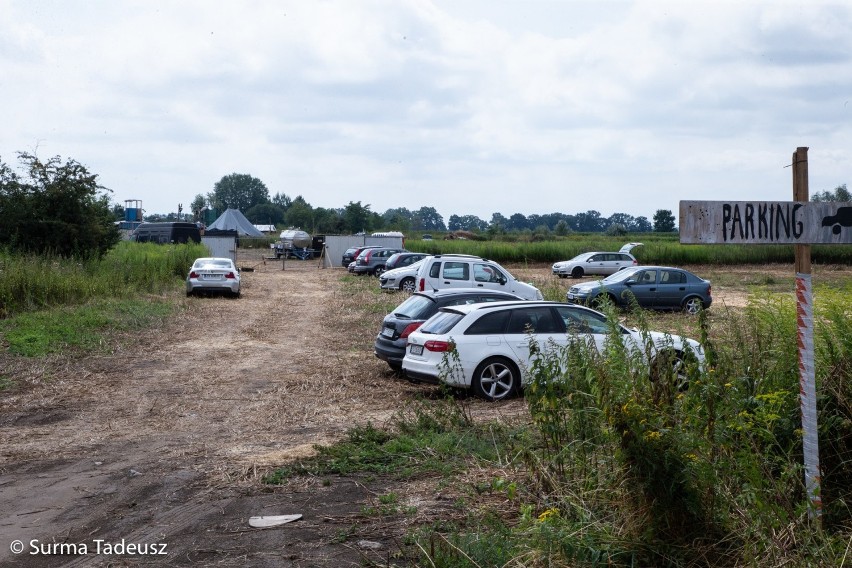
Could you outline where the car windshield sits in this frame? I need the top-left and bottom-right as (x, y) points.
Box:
(601, 266), (641, 283)
(569, 253), (593, 262)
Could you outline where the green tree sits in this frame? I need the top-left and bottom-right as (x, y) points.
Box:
(448, 214), (487, 231)
(313, 207), (342, 234)
(246, 203), (286, 226)
(210, 173), (270, 212)
(285, 200), (315, 230)
(382, 207), (413, 232)
(575, 210), (604, 232)
(653, 209), (676, 232)
(271, 192), (292, 209)
(0, 153), (120, 257)
(190, 194), (207, 218)
(631, 216), (653, 232)
(343, 201), (373, 234)
(812, 184), (851, 202)
(413, 206), (446, 231)
(554, 219), (571, 236)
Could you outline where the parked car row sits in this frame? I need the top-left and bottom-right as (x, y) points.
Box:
(368, 251), (707, 402)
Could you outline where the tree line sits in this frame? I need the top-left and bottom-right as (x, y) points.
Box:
(139, 172), (680, 235)
(2, 154), (848, 258)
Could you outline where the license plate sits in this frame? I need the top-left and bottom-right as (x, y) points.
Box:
(410, 345), (423, 356)
(203, 274), (223, 280)
(567, 293), (575, 300)
(381, 327), (395, 338)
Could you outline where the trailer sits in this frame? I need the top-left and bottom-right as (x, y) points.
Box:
(272, 229), (315, 259)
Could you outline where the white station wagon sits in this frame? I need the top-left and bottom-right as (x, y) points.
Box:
(402, 300), (703, 401)
(552, 242), (642, 279)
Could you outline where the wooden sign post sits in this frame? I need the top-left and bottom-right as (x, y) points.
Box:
(679, 147), (848, 523)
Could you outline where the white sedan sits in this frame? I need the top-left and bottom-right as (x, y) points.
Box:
(402, 300), (703, 401)
(185, 257), (241, 298)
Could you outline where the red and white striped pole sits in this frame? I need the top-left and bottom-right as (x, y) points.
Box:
(793, 146), (821, 522)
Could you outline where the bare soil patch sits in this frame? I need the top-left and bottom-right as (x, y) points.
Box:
(0, 257), (847, 566)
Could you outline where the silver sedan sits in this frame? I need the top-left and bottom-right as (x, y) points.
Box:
(186, 257), (241, 297)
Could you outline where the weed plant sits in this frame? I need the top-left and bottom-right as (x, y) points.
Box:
(0, 241), (205, 356)
(412, 297), (852, 566)
(0, 241), (206, 318)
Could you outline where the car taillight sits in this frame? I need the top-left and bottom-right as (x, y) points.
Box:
(418, 278), (425, 291)
(632, 260), (637, 265)
(364, 250), (373, 261)
(190, 271), (199, 278)
(399, 322), (423, 339)
(425, 340), (453, 352)
(707, 285), (711, 296)
(225, 272), (236, 279)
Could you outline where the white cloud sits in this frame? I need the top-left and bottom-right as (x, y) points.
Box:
(1, 0), (850, 224)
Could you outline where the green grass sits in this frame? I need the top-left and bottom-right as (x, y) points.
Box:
(404, 234), (852, 265)
(0, 241), (206, 318)
(1, 299), (176, 356)
(0, 241), (198, 357)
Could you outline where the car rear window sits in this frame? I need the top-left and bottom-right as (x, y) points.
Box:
(393, 294), (436, 319)
(419, 311), (464, 334)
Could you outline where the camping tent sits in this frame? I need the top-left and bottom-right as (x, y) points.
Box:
(206, 208), (265, 237)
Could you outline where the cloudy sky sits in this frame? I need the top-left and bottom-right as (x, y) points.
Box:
(2, 1), (850, 225)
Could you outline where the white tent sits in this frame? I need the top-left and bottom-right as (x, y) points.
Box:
(207, 208), (265, 237)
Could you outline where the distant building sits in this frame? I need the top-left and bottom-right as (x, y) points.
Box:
(254, 224), (277, 233)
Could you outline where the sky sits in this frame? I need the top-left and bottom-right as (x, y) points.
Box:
(1, 0), (851, 225)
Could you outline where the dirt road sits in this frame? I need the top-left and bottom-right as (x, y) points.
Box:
(0, 255), (436, 567)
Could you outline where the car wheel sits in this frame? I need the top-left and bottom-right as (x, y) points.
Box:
(591, 293), (616, 310)
(472, 357), (519, 401)
(400, 277), (416, 292)
(652, 350), (696, 391)
(373, 265), (385, 277)
(571, 266), (584, 278)
(682, 296), (703, 315)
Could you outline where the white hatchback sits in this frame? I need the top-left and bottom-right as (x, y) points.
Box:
(415, 254), (543, 300)
(402, 300), (704, 401)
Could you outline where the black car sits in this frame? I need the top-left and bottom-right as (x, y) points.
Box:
(374, 288), (523, 371)
(384, 252), (428, 271)
(341, 245), (381, 268)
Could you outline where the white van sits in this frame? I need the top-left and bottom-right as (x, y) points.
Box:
(415, 254), (543, 300)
